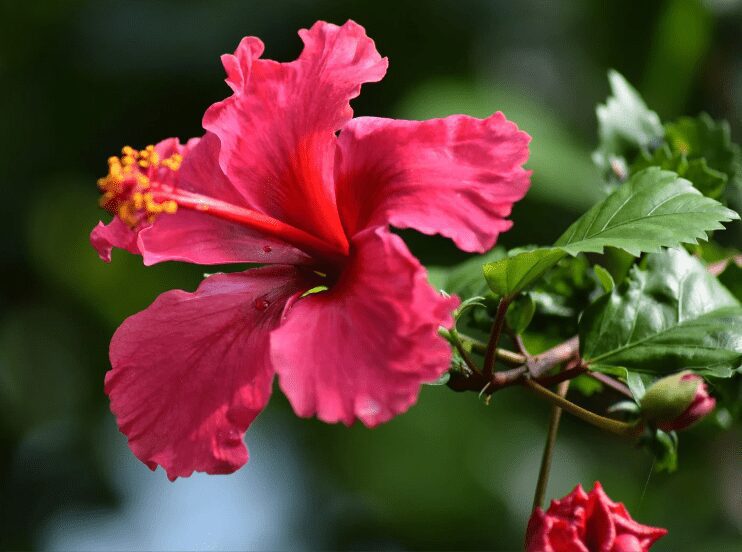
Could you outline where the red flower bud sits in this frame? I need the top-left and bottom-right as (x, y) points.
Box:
(525, 482), (667, 552)
(640, 372), (716, 432)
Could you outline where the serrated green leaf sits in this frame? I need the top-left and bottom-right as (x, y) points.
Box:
(580, 248), (742, 377)
(632, 145), (727, 199)
(630, 112), (742, 202)
(593, 70), (664, 178)
(665, 113), (742, 185)
(555, 168), (738, 256)
(483, 168), (738, 299)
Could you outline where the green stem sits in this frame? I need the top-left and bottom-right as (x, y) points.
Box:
(532, 380), (569, 512)
(459, 333), (525, 366)
(449, 328), (480, 374)
(524, 378), (642, 438)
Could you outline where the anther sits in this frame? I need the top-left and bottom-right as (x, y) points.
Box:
(97, 144), (183, 228)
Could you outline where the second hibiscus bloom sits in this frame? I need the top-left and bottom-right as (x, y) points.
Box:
(92, 20), (531, 479)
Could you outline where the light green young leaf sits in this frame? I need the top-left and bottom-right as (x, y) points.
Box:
(483, 248), (565, 298)
(593, 70), (664, 177)
(580, 248), (742, 378)
(429, 247), (505, 298)
(483, 168), (738, 299)
(593, 265), (615, 292)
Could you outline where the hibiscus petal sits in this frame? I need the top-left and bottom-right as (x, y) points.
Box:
(592, 483), (667, 549)
(584, 488), (617, 552)
(139, 133), (312, 266)
(105, 267), (308, 479)
(525, 509), (555, 552)
(91, 217), (140, 262)
(271, 227), (459, 427)
(334, 114), (531, 252)
(203, 20), (388, 250)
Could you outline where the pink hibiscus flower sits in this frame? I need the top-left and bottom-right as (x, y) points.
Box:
(91, 20), (531, 480)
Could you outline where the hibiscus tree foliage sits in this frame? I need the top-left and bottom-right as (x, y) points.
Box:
(92, 21), (741, 550)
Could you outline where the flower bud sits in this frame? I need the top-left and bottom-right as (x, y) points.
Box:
(640, 371), (715, 431)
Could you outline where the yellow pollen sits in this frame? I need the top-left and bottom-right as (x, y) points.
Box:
(97, 144), (183, 227)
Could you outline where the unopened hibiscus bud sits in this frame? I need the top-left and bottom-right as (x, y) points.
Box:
(525, 482), (667, 552)
(640, 371), (715, 432)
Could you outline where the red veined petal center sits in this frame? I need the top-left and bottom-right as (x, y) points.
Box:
(97, 145), (349, 266)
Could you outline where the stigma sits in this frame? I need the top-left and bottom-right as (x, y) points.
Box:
(97, 145), (183, 228)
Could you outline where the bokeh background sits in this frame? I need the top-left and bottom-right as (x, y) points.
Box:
(1, 0), (741, 550)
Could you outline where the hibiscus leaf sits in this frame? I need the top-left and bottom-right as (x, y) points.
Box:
(593, 265), (615, 292)
(579, 248), (742, 378)
(631, 145), (728, 199)
(482, 247), (566, 299)
(429, 247), (505, 298)
(505, 292), (535, 334)
(554, 168), (738, 256)
(483, 168), (738, 299)
(629, 113), (742, 202)
(592, 70), (664, 179)
(664, 113), (742, 187)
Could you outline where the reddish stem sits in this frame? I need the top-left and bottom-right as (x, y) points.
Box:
(527, 336), (580, 378)
(483, 299), (509, 379)
(588, 371), (633, 398)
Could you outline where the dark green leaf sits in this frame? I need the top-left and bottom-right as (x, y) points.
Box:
(631, 145), (727, 199)
(580, 248), (742, 377)
(555, 168), (738, 256)
(505, 293), (535, 334)
(483, 168), (737, 299)
(665, 114), (741, 186)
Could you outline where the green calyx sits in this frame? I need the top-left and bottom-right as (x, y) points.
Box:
(639, 371), (699, 423)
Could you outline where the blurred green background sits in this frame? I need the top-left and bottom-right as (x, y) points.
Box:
(1, 0), (741, 550)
